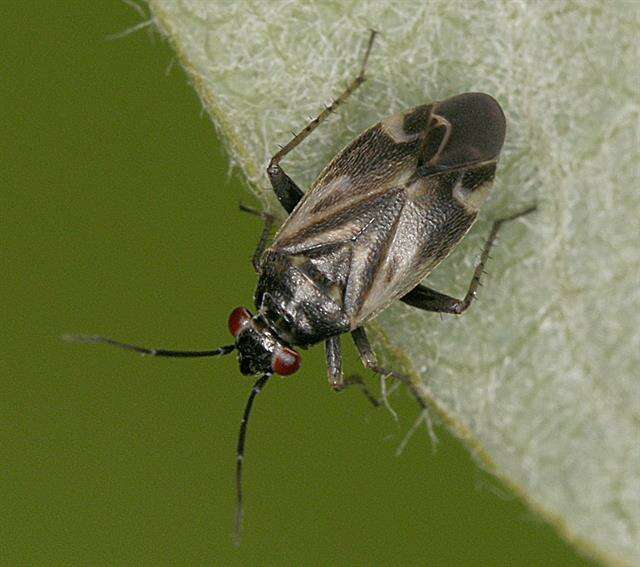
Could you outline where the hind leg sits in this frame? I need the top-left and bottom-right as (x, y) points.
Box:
(267, 31), (377, 213)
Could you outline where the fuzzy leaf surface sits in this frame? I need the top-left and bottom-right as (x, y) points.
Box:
(148, 2), (639, 564)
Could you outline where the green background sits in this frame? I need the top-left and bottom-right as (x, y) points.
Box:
(3, 3), (593, 566)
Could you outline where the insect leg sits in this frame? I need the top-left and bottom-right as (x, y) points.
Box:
(351, 327), (426, 410)
(326, 335), (381, 406)
(324, 337), (380, 407)
(267, 30), (377, 213)
(265, 167), (304, 215)
(351, 327), (411, 387)
(400, 285), (466, 314)
(401, 205), (537, 314)
(239, 204), (275, 272)
(325, 335), (344, 390)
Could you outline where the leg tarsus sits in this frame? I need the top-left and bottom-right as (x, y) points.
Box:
(351, 326), (419, 417)
(358, 29), (378, 79)
(341, 374), (381, 408)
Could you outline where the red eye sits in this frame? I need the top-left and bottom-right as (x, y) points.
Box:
(272, 347), (301, 376)
(228, 307), (252, 337)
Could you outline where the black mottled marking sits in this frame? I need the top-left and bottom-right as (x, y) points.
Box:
(308, 186), (350, 215)
(276, 186), (395, 250)
(316, 124), (421, 192)
(307, 244), (353, 302)
(461, 162), (496, 191)
(300, 240), (348, 260)
(302, 120), (422, 217)
(402, 104), (432, 136)
(412, 171), (477, 270)
(291, 254), (336, 294)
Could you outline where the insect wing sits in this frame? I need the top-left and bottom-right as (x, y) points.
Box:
(275, 103), (433, 241)
(271, 94), (503, 327)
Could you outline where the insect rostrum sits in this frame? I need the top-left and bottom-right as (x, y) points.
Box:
(66, 31), (535, 540)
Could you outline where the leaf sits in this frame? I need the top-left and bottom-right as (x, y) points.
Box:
(147, 1), (639, 564)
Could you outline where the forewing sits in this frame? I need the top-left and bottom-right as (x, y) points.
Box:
(354, 171), (477, 323)
(274, 104), (433, 245)
(270, 103), (484, 327)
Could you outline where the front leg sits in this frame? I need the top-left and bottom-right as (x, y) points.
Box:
(325, 335), (381, 407)
(351, 328), (411, 387)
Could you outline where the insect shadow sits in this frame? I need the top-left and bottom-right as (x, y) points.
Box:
(65, 30), (536, 541)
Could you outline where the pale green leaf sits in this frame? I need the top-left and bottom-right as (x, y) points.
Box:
(147, 1), (639, 564)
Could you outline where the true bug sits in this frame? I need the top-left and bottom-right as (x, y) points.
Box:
(67, 31), (535, 538)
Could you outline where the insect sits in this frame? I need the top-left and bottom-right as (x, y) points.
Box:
(67, 31), (535, 539)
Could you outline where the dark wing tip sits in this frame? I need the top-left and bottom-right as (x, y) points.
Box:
(432, 92), (507, 168)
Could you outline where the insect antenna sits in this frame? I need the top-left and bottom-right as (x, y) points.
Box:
(62, 334), (235, 358)
(235, 373), (271, 544)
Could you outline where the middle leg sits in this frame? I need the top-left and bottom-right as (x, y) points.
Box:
(351, 328), (416, 387)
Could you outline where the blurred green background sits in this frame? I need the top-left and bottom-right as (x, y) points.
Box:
(3, 3), (594, 566)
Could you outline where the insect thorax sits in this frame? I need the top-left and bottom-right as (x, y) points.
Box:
(254, 250), (351, 346)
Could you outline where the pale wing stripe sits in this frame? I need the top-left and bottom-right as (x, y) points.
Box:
(343, 190), (407, 320)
